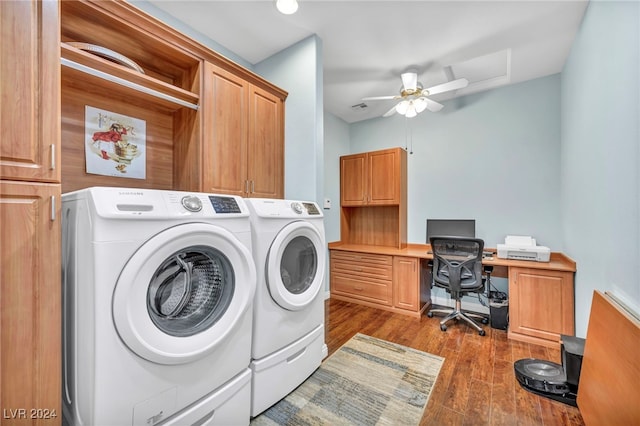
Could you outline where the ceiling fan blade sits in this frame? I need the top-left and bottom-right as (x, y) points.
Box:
(362, 95), (397, 101)
(401, 71), (418, 91)
(423, 97), (443, 112)
(424, 78), (469, 96)
(382, 104), (397, 117)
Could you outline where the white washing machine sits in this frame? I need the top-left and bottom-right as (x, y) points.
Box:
(244, 198), (327, 416)
(61, 187), (257, 426)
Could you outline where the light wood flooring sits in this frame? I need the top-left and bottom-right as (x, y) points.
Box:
(324, 298), (585, 426)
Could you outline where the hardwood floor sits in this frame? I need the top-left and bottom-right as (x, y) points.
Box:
(324, 298), (585, 426)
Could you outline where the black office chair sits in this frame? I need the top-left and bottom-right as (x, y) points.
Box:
(427, 236), (488, 336)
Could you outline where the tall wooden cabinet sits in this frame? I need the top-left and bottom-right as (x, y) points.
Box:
(202, 62), (285, 198)
(1, 0), (62, 421)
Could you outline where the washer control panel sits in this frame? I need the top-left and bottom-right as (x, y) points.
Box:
(208, 196), (241, 213)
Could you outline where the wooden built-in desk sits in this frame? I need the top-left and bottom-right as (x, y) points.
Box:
(328, 242), (577, 348)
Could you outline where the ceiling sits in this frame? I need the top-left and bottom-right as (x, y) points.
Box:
(146, 0), (588, 123)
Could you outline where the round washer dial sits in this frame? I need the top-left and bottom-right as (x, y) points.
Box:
(291, 202), (303, 214)
(181, 195), (203, 212)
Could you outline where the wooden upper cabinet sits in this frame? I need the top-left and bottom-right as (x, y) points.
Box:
(368, 148), (403, 205)
(1, 0), (60, 183)
(340, 153), (367, 205)
(203, 62), (284, 198)
(248, 84), (284, 199)
(340, 148), (405, 206)
(202, 63), (248, 195)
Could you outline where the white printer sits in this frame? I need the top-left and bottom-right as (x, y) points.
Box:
(497, 235), (551, 262)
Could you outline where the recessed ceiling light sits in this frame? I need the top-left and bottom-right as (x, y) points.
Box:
(276, 0), (298, 15)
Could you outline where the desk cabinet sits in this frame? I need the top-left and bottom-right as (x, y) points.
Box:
(508, 267), (575, 347)
(330, 249), (428, 317)
(330, 251), (393, 306)
(393, 257), (420, 311)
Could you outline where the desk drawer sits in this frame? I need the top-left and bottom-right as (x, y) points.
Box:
(331, 260), (392, 280)
(331, 274), (391, 305)
(330, 250), (392, 266)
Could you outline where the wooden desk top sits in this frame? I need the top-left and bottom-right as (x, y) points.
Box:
(328, 242), (576, 272)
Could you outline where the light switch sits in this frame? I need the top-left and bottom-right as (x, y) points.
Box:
(323, 198), (331, 209)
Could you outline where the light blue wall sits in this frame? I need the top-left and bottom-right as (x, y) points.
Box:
(254, 35), (324, 204)
(349, 75), (563, 250)
(561, 0), (640, 336)
(323, 112), (351, 244)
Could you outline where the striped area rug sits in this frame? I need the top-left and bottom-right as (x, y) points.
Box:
(251, 333), (444, 425)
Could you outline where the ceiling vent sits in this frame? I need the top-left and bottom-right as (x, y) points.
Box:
(351, 103), (368, 111)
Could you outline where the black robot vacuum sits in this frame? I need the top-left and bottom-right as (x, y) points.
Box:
(514, 335), (585, 406)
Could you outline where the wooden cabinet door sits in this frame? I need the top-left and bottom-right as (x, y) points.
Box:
(368, 148), (400, 205)
(248, 85), (284, 199)
(393, 256), (419, 311)
(1, 0), (60, 183)
(202, 62), (248, 196)
(340, 153), (366, 205)
(508, 267), (575, 343)
(1, 181), (61, 421)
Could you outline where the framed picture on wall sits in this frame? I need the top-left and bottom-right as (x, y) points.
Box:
(84, 106), (146, 179)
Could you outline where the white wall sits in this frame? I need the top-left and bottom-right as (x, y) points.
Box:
(561, 0), (640, 335)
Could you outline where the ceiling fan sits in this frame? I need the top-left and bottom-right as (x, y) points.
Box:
(362, 70), (469, 118)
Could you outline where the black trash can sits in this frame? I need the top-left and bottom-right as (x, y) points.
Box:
(489, 291), (508, 330)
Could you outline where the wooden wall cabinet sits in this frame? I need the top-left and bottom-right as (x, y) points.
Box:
(508, 266), (575, 346)
(1, 0), (61, 421)
(202, 63), (284, 198)
(340, 148), (404, 206)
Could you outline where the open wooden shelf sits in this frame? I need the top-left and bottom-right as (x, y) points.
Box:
(61, 43), (199, 111)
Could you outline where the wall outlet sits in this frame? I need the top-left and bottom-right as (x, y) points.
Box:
(323, 198), (331, 209)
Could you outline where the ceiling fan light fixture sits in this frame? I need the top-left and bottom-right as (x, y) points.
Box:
(414, 97), (428, 113)
(405, 103), (418, 118)
(396, 100), (410, 115)
(276, 0), (298, 14)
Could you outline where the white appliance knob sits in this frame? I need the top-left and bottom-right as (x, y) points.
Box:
(291, 202), (303, 214)
(181, 195), (203, 212)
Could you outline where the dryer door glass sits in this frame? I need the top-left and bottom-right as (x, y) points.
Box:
(280, 236), (318, 295)
(147, 246), (234, 337)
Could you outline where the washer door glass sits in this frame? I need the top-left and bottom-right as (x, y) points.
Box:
(266, 221), (325, 311)
(147, 247), (233, 337)
(113, 223), (256, 365)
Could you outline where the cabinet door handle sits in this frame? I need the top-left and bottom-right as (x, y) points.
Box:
(50, 195), (56, 221)
(245, 180), (249, 194)
(251, 180), (255, 193)
(50, 144), (56, 170)
(354, 286), (364, 291)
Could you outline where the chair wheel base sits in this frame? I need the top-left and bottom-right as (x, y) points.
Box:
(440, 324), (447, 332)
(479, 330), (486, 336)
(482, 317), (489, 325)
(427, 312), (434, 318)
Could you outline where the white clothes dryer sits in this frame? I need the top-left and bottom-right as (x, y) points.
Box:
(244, 198), (327, 416)
(62, 187), (257, 426)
